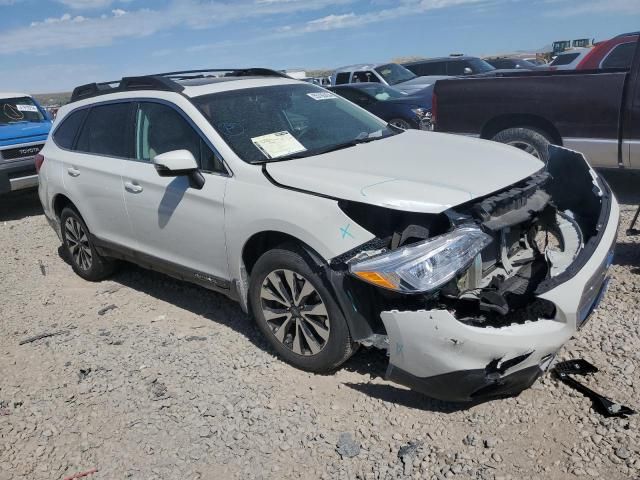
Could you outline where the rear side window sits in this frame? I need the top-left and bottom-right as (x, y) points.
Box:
(334, 72), (351, 85)
(550, 53), (579, 66)
(601, 42), (636, 70)
(76, 103), (132, 158)
(352, 71), (380, 83)
(407, 62), (446, 76)
(53, 109), (87, 150)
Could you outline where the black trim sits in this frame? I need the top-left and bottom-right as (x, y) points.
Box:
(261, 164), (339, 201)
(387, 363), (544, 403)
(70, 69), (289, 103)
(92, 236), (237, 300)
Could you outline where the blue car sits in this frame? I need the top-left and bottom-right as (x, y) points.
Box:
(1, 93), (52, 195)
(328, 83), (432, 130)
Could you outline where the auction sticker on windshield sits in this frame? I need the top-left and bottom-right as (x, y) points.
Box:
(251, 131), (306, 159)
(15, 104), (38, 112)
(307, 92), (336, 101)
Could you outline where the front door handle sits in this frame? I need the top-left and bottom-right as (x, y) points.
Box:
(124, 181), (143, 194)
(67, 167), (80, 177)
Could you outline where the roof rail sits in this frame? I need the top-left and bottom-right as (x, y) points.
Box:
(70, 68), (290, 103)
(615, 31), (640, 38)
(70, 75), (183, 103)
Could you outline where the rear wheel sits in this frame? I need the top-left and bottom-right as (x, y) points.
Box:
(60, 207), (115, 281)
(492, 127), (553, 162)
(248, 247), (354, 372)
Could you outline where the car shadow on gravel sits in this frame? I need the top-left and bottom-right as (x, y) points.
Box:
(0, 190), (42, 221)
(341, 347), (476, 413)
(600, 169), (640, 205)
(613, 242), (640, 271)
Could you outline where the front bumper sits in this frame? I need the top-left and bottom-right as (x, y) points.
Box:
(380, 154), (619, 402)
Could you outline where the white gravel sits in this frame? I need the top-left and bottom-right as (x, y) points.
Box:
(1, 171), (638, 480)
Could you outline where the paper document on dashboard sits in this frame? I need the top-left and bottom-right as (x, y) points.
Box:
(251, 131), (306, 159)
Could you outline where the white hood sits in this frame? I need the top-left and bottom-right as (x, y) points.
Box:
(265, 131), (544, 214)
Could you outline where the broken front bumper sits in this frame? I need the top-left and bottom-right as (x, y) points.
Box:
(381, 169), (619, 403)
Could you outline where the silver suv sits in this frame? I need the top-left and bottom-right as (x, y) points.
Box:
(38, 68), (619, 402)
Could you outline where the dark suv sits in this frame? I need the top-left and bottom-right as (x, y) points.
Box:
(403, 56), (498, 77)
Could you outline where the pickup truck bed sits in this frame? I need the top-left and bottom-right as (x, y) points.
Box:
(433, 41), (640, 170)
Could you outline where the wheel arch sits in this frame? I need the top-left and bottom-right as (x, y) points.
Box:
(53, 193), (80, 221)
(239, 230), (374, 342)
(481, 114), (563, 145)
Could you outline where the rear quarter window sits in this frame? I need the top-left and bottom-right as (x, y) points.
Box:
(53, 109), (88, 150)
(601, 42), (636, 70)
(75, 103), (133, 158)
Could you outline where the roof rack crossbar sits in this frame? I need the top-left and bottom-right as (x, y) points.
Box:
(70, 67), (291, 103)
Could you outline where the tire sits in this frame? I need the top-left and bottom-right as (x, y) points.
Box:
(388, 118), (413, 130)
(248, 246), (355, 373)
(60, 207), (115, 281)
(492, 127), (553, 162)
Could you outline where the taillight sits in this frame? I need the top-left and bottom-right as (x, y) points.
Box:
(431, 92), (438, 129)
(35, 153), (45, 173)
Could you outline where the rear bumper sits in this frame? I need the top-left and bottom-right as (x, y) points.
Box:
(0, 158), (38, 194)
(380, 153), (619, 402)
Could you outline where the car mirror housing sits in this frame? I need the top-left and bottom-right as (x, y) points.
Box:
(152, 149), (205, 189)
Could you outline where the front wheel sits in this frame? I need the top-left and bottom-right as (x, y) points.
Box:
(492, 127), (553, 162)
(248, 247), (355, 372)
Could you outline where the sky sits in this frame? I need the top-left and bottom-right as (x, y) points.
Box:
(0, 0), (639, 93)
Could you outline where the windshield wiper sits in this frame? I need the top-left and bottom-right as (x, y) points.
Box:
(254, 133), (389, 164)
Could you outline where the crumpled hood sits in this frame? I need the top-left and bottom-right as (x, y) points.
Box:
(0, 121), (51, 147)
(265, 130), (544, 214)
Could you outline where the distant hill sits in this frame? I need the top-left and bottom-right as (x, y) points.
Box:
(33, 92), (71, 107)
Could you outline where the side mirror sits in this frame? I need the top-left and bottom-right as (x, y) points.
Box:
(152, 150), (205, 189)
(463, 67), (473, 75)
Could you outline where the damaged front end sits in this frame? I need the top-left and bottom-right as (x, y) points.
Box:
(333, 147), (619, 402)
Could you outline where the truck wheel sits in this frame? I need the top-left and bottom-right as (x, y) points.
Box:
(60, 207), (115, 281)
(248, 246), (355, 373)
(492, 127), (552, 162)
(389, 118), (412, 130)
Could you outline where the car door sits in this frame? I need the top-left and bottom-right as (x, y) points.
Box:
(122, 100), (230, 284)
(61, 102), (138, 249)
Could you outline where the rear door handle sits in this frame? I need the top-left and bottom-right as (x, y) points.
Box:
(67, 167), (80, 177)
(124, 181), (143, 194)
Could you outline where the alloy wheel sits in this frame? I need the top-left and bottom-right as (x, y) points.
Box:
(259, 269), (330, 356)
(65, 217), (93, 271)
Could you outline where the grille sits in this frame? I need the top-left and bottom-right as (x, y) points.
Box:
(0, 144), (44, 161)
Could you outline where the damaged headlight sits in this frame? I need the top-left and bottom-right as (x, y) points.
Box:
(349, 227), (492, 293)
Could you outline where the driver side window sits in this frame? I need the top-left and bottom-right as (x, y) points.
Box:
(352, 71), (380, 83)
(135, 102), (225, 174)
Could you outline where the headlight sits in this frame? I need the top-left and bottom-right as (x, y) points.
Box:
(349, 227), (492, 293)
(411, 107), (430, 118)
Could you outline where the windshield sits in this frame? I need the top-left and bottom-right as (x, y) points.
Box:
(355, 84), (407, 101)
(465, 58), (496, 73)
(374, 63), (416, 85)
(550, 52), (580, 66)
(194, 84), (395, 163)
(0, 97), (45, 125)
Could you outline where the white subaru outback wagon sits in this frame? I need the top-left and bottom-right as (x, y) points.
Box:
(38, 68), (619, 402)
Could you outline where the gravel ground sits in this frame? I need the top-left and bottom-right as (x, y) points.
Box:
(1, 171), (639, 480)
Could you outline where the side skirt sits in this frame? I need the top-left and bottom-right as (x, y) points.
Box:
(92, 236), (239, 302)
